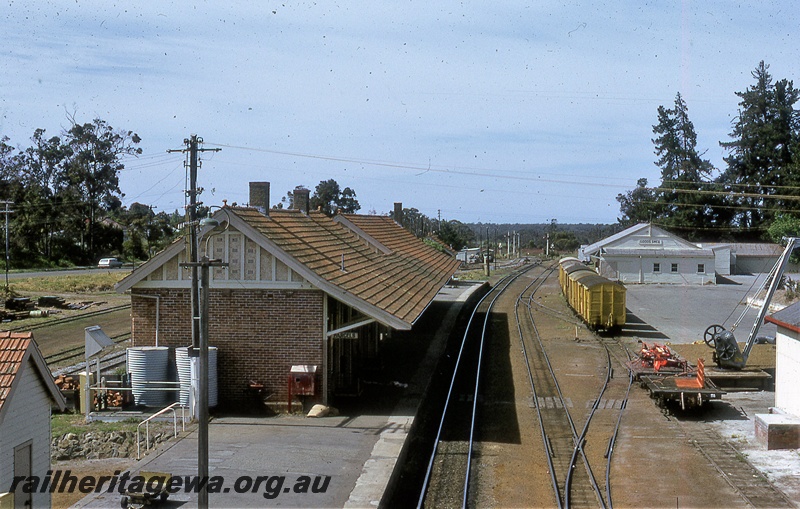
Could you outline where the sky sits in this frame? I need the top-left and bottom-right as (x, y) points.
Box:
(1, 1), (799, 225)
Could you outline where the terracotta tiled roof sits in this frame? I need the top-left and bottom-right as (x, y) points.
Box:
(233, 208), (461, 327)
(0, 332), (66, 419)
(0, 332), (34, 414)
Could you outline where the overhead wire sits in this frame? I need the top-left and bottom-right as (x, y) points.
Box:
(205, 142), (800, 202)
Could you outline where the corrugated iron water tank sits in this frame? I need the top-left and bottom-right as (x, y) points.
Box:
(127, 346), (169, 407)
(175, 346), (218, 408)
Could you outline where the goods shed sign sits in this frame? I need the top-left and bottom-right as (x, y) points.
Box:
(638, 239), (663, 245)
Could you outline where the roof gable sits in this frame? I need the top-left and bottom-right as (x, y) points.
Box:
(117, 207), (461, 330)
(584, 223), (700, 256)
(0, 332), (66, 424)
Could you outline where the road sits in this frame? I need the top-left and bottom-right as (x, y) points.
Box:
(5, 267), (132, 280)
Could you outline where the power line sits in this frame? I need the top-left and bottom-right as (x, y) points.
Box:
(204, 142), (632, 189)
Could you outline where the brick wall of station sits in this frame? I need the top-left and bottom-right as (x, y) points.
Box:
(130, 288), (324, 407)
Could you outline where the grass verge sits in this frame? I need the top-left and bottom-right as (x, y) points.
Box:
(9, 272), (129, 295)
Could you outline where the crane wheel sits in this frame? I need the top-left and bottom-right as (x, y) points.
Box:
(704, 324), (725, 348)
(719, 343), (738, 361)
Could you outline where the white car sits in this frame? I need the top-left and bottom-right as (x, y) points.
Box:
(98, 257), (123, 268)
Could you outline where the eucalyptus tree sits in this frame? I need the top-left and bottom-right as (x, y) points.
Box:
(310, 179), (361, 216)
(616, 178), (658, 227)
(60, 118), (142, 260)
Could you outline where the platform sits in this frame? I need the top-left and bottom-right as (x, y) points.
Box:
(706, 367), (773, 391)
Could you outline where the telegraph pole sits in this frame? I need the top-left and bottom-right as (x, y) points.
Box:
(168, 135), (221, 354)
(169, 135), (220, 509)
(0, 201), (13, 290)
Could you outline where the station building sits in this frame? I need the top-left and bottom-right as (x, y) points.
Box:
(115, 183), (461, 407)
(580, 223), (783, 284)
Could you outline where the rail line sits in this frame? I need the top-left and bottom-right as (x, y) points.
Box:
(45, 331), (131, 366)
(54, 349), (129, 377)
(517, 263), (634, 509)
(8, 304), (131, 333)
(418, 264), (534, 508)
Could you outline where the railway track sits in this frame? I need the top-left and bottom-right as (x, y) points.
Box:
(418, 265), (534, 508)
(682, 422), (795, 508)
(417, 262), (636, 508)
(516, 263), (634, 509)
(8, 303), (131, 333)
(517, 264), (602, 508)
(400, 261), (794, 508)
(44, 332), (131, 366)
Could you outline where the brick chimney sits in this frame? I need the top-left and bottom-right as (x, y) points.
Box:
(249, 182), (270, 215)
(393, 202), (403, 224)
(293, 187), (310, 214)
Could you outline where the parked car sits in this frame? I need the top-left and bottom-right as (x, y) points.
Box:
(98, 257), (123, 268)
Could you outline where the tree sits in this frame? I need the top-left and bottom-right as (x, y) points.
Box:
(767, 214), (800, 244)
(720, 61), (800, 229)
(551, 230), (580, 253)
(616, 178), (657, 226)
(0, 119), (142, 266)
(399, 207), (434, 237)
(60, 118), (142, 261)
(438, 220), (474, 250)
(309, 179), (361, 216)
(651, 93), (716, 236)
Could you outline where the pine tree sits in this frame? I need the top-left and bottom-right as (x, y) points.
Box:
(650, 93), (716, 237)
(720, 61), (800, 230)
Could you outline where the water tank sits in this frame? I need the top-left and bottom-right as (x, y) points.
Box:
(127, 347), (169, 407)
(176, 346), (218, 408)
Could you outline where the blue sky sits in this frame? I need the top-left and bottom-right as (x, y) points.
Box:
(2, 1), (798, 224)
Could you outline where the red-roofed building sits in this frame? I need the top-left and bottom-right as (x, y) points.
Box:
(0, 332), (66, 508)
(116, 183), (460, 407)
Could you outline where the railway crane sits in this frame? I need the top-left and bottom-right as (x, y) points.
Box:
(703, 237), (799, 370)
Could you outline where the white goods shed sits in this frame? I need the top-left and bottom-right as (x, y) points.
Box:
(581, 223), (714, 284)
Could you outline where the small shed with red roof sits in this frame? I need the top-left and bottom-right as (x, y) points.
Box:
(0, 332), (66, 507)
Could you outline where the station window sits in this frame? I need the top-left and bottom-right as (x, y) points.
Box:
(653, 263), (660, 273)
(697, 263), (705, 273)
(671, 263), (678, 273)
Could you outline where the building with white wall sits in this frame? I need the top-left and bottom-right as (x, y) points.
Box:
(765, 303), (800, 418)
(580, 223), (715, 284)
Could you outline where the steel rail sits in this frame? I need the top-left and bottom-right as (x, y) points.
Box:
(519, 264), (606, 508)
(463, 268), (528, 507)
(562, 346), (610, 509)
(514, 266), (563, 508)
(44, 331), (131, 365)
(9, 303), (132, 332)
(604, 343), (634, 509)
(417, 264), (533, 509)
(520, 263), (633, 509)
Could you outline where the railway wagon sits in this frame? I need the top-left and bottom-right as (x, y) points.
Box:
(558, 258), (626, 331)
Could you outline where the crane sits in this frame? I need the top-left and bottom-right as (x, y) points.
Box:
(703, 237), (800, 370)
